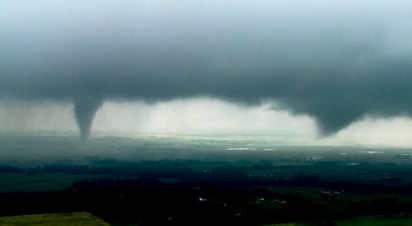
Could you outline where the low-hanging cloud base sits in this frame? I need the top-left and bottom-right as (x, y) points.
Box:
(1, 0), (412, 138)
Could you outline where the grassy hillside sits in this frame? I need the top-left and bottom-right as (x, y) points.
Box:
(338, 215), (412, 226)
(269, 215), (412, 226)
(0, 212), (109, 226)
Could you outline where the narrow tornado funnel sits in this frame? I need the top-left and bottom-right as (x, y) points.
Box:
(73, 97), (102, 140)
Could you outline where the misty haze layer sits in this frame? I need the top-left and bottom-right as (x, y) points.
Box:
(1, 0), (412, 137)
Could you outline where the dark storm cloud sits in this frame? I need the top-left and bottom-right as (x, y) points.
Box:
(1, 0), (412, 136)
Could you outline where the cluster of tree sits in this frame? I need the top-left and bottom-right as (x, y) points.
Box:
(1, 176), (412, 225)
(0, 165), (24, 173)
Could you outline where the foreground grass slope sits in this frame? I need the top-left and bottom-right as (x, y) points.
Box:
(270, 215), (412, 226)
(338, 215), (412, 226)
(0, 212), (109, 226)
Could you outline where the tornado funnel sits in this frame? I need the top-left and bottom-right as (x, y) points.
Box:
(73, 97), (102, 140)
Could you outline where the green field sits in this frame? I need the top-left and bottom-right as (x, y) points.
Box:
(338, 215), (412, 226)
(3, 136), (412, 225)
(269, 215), (412, 226)
(0, 212), (109, 226)
(0, 173), (99, 193)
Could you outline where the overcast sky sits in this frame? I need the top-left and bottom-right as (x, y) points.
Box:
(1, 0), (412, 145)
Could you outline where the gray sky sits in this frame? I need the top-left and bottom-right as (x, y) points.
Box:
(1, 0), (412, 142)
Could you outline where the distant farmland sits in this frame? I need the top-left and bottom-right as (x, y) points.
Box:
(0, 212), (109, 226)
